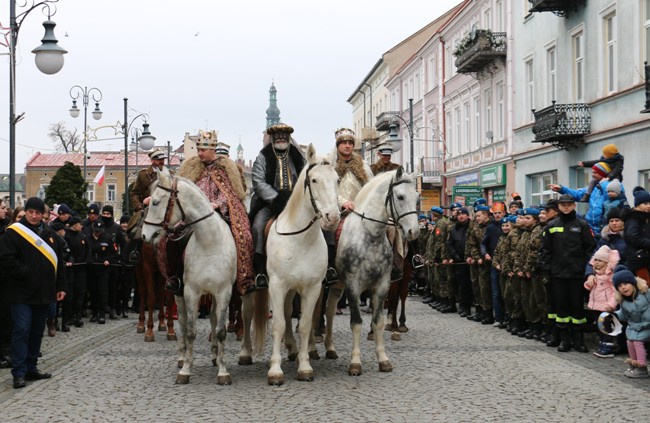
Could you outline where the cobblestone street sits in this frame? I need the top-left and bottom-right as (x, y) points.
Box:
(1, 297), (649, 422)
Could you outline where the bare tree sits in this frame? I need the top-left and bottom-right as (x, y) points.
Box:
(48, 122), (82, 153)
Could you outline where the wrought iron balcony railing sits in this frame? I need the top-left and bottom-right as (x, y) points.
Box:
(531, 102), (591, 150)
(454, 30), (506, 74)
(528, 0), (586, 17)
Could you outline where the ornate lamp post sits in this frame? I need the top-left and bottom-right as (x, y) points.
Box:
(3, 0), (67, 208)
(69, 86), (103, 188)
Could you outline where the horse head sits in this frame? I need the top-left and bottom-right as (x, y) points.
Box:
(141, 167), (175, 244)
(305, 143), (340, 231)
(388, 166), (419, 242)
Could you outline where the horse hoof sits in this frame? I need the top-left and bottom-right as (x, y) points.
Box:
(238, 356), (253, 366)
(398, 325), (409, 333)
(348, 363), (363, 376)
(379, 361), (393, 372)
(325, 350), (338, 360)
(175, 374), (190, 384)
(367, 333), (374, 341)
(236, 334), (243, 342)
(136, 326), (145, 334)
(268, 375), (284, 386)
(308, 350), (320, 360)
(227, 323), (236, 333)
(217, 375), (232, 385)
(167, 333), (177, 341)
(177, 360), (184, 369)
(384, 324), (393, 331)
(391, 332), (401, 341)
(212, 358), (217, 367)
(288, 352), (298, 362)
(315, 335), (323, 343)
(158, 325), (166, 332)
(144, 335), (155, 342)
(297, 371), (314, 381)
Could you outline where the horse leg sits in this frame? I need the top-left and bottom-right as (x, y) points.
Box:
(212, 289), (231, 385)
(166, 291), (177, 340)
(268, 283), (287, 386)
(297, 285), (320, 381)
(385, 280), (399, 332)
(348, 289), (364, 376)
(176, 289), (199, 384)
(398, 261), (412, 333)
(283, 291), (299, 361)
(238, 293), (253, 365)
(176, 295), (188, 369)
(136, 269), (145, 334)
(144, 272), (156, 342)
(157, 278), (167, 332)
(372, 288), (393, 373)
(324, 284), (344, 359)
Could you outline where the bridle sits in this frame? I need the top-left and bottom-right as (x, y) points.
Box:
(351, 174), (417, 228)
(275, 162), (323, 236)
(144, 177), (214, 235)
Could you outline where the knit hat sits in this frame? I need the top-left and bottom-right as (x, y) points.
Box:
(606, 207), (623, 221)
(633, 186), (650, 207)
(50, 221), (65, 232)
(58, 203), (72, 215)
(458, 207), (470, 216)
(592, 162), (612, 179)
(24, 197), (45, 213)
(612, 265), (637, 289)
(120, 214), (131, 224)
(602, 144), (618, 159)
(592, 245), (612, 262)
(606, 179), (622, 195)
(88, 204), (100, 215)
(102, 205), (114, 216)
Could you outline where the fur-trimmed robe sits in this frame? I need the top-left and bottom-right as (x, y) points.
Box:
(178, 156), (247, 202)
(329, 149), (374, 209)
(371, 160), (400, 176)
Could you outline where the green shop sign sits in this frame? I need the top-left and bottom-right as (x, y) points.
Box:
(480, 164), (506, 187)
(452, 186), (483, 206)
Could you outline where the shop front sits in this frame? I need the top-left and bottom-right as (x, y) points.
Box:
(480, 164), (507, 204)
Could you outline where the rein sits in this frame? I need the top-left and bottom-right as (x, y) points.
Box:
(352, 174), (417, 228)
(144, 177), (215, 235)
(275, 162), (322, 236)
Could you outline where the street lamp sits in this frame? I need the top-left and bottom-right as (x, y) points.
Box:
(4, 0), (67, 208)
(386, 98), (415, 172)
(69, 85), (103, 189)
(122, 98), (155, 213)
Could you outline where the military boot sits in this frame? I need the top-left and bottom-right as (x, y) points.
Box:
(253, 253), (269, 289)
(557, 328), (571, 352)
(546, 323), (560, 347)
(571, 327), (588, 353)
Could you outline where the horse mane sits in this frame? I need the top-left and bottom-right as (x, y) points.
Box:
(281, 156), (330, 222)
(354, 170), (406, 210)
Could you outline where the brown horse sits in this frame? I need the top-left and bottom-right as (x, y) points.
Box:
(135, 241), (177, 342)
(384, 250), (414, 334)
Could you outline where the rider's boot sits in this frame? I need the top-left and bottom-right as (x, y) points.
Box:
(323, 244), (338, 287)
(253, 253), (269, 290)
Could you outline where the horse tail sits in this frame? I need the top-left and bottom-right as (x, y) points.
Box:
(252, 289), (269, 356)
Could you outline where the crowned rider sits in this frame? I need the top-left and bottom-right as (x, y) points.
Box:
(174, 130), (256, 295)
(249, 124), (306, 287)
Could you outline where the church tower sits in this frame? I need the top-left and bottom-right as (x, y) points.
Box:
(265, 82), (281, 128)
(236, 142), (244, 165)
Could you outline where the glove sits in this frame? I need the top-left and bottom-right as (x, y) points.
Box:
(270, 189), (292, 216)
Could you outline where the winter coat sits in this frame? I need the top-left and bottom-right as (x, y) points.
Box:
(560, 181), (619, 235)
(539, 211), (596, 279)
(602, 194), (630, 227)
(480, 219), (501, 258)
(584, 249), (619, 312)
(447, 220), (469, 263)
(585, 226), (626, 275)
(614, 278), (650, 341)
(0, 217), (67, 304)
(623, 209), (650, 272)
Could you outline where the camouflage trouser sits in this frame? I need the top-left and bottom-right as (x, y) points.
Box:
(530, 275), (547, 324)
(521, 277), (534, 322)
(501, 274), (512, 316)
(426, 266), (434, 296)
(470, 264), (480, 308)
(446, 265), (457, 301)
(478, 263), (492, 310)
(436, 265), (448, 299)
(506, 275), (523, 320)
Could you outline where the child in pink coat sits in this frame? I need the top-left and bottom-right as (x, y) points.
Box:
(584, 245), (620, 358)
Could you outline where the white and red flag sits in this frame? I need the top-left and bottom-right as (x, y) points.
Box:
(93, 165), (106, 186)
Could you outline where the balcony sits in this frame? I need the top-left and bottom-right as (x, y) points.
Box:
(531, 102), (591, 150)
(528, 0), (585, 17)
(454, 30), (506, 74)
(375, 111), (401, 132)
(360, 127), (380, 142)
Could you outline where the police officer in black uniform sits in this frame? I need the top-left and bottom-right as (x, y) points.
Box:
(86, 220), (116, 324)
(64, 215), (91, 327)
(99, 206), (125, 320)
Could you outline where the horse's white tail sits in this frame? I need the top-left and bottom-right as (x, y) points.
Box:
(252, 290), (269, 356)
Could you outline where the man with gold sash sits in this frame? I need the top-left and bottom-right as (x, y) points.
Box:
(0, 197), (66, 389)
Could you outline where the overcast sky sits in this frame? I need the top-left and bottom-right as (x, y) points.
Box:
(1, 0), (461, 174)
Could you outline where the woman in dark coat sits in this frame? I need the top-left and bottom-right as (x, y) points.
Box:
(623, 187), (650, 284)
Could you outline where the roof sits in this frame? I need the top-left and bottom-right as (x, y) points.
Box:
(25, 151), (182, 169)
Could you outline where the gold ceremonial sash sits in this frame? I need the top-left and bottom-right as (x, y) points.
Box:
(8, 223), (58, 273)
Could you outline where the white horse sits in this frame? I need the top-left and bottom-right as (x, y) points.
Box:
(141, 168), (237, 385)
(325, 167), (419, 375)
(237, 144), (340, 385)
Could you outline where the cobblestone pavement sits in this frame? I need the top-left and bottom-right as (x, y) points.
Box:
(1, 298), (649, 422)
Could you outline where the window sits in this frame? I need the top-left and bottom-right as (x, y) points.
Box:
(485, 89), (493, 135)
(428, 56), (436, 90)
(645, 0), (650, 66)
(484, 8), (491, 28)
(87, 184), (95, 202)
(445, 44), (453, 78)
(525, 59), (534, 122)
(530, 171), (558, 206)
(641, 169), (650, 190)
(546, 46), (557, 103)
(474, 98), (481, 149)
(415, 73), (420, 100)
(463, 103), (470, 153)
(497, 82), (504, 140)
(604, 12), (617, 93)
(496, 0), (504, 32)
(107, 183), (116, 203)
(455, 107), (461, 154)
(572, 31), (585, 102)
(446, 111), (453, 156)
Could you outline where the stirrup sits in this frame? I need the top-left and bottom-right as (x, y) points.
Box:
(323, 267), (339, 287)
(390, 267), (403, 282)
(254, 273), (269, 290)
(165, 276), (183, 295)
(411, 254), (425, 269)
(128, 250), (141, 263)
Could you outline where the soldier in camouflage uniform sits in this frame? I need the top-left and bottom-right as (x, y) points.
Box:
(466, 204), (493, 323)
(515, 207), (540, 339)
(465, 199), (488, 322)
(503, 210), (526, 334)
(427, 207), (453, 312)
(492, 215), (516, 328)
(526, 208), (547, 341)
(412, 215), (430, 294)
(444, 203), (462, 314)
